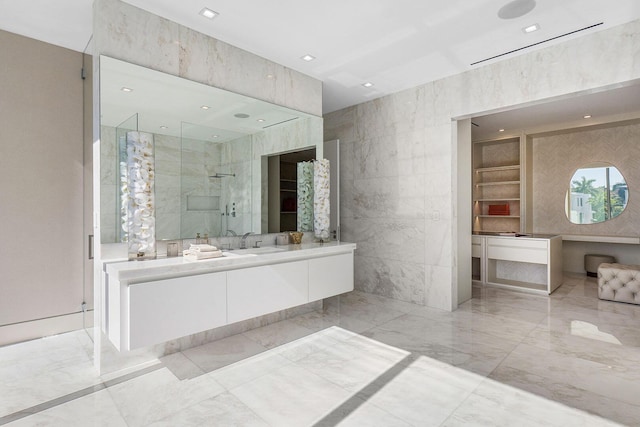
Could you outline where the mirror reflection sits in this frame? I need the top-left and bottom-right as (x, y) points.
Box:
(100, 56), (321, 243)
(565, 163), (628, 224)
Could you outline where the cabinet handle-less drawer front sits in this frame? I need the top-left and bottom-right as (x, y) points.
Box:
(472, 243), (482, 258)
(487, 243), (547, 264)
(487, 237), (547, 249)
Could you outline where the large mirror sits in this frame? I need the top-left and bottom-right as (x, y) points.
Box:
(100, 56), (322, 243)
(565, 163), (628, 224)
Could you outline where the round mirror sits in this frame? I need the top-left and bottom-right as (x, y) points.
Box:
(565, 163), (628, 224)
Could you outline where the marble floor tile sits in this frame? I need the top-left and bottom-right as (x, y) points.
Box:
(230, 364), (351, 427)
(523, 324), (640, 370)
(291, 335), (409, 393)
(287, 308), (376, 334)
(0, 331), (100, 418)
(241, 318), (316, 349)
(361, 356), (479, 426)
(375, 313), (522, 354)
(148, 392), (269, 426)
(181, 332), (267, 373)
(443, 378), (622, 427)
(314, 395), (412, 427)
(488, 366), (639, 426)
(5, 389), (127, 427)
(160, 351), (205, 380)
(3, 275), (640, 426)
(106, 367), (225, 426)
(207, 350), (293, 391)
(496, 343), (640, 407)
(339, 290), (423, 314)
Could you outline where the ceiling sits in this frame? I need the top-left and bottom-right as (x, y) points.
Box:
(1, 0), (640, 116)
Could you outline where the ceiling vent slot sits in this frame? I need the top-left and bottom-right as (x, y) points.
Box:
(470, 22), (603, 66)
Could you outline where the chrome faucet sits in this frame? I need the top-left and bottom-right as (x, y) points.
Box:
(240, 232), (254, 249)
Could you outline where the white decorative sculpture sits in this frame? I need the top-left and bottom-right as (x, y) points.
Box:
(125, 131), (156, 260)
(313, 159), (330, 241)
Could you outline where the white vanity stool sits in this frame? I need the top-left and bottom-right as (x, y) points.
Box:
(598, 263), (640, 305)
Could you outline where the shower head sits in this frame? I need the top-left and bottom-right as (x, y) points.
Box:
(209, 173), (236, 179)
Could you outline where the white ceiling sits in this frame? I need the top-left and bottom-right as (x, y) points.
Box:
(1, 0), (640, 115)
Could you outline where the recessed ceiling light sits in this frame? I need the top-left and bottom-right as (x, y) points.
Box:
(362, 82), (374, 88)
(523, 23), (540, 33)
(499, 128), (505, 132)
(266, 74), (274, 79)
(257, 119), (265, 122)
(160, 126), (168, 129)
(121, 87), (133, 92)
(212, 135), (219, 138)
(201, 105), (210, 110)
(584, 115), (592, 119)
(301, 54), (316, 62)
(199, 8), (218, 19)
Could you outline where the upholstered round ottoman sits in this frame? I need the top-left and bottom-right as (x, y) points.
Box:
(585, 254), (616, 277)
(598, 263), (640, 305)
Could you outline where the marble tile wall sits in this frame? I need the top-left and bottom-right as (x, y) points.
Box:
(93, 0), (321, 117)
(325, 19), (640, 310)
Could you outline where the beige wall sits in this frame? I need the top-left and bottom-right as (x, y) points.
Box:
(0, 30), (84, 327)
(533, 121), (640, 235)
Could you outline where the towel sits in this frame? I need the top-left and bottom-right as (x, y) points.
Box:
(183, 250), (224, 261)
(189, 244), (218, 252)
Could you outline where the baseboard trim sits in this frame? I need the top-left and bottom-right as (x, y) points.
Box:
(0, 312), (88, 347)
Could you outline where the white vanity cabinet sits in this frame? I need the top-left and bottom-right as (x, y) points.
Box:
(473, 234), (562, 294)
(227, 261), (309, 323)
(308, 253), (354, 301)
(128, 272), (227, 349)
(105, 242), (355, 351)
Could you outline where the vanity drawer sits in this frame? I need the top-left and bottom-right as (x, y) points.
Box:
(227, 260), (309, 323)
(472, 236), (483, 258)
(486, 237), (548, 264)
(308, 253), (354, 301)
(128, 272), (227, 350)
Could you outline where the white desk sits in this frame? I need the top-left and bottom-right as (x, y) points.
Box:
(472, 234), (563, 294)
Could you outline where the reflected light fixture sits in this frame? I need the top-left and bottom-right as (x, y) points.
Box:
(201, 105), (210, 110)
(362, 82), (374, 88)
(160, 126), (168, 129)
(199, 8), (218, 19)
(257, 119), (265, 122)
(301, 54), (315, 62)
(499, 128), (505, 132)
(584, 114), (592, 119)
(523, 23), (540, 33)
(121, 87), (133, 92)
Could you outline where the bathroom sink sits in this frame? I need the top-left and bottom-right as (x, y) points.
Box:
(229, 247), (286, 255)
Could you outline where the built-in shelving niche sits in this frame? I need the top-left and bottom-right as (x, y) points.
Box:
(473, 137), (525, 234)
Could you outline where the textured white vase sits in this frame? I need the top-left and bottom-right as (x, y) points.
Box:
(297, 161), (314, 232)
(313, 159), (330, 240)
(125, 131), (156, 260)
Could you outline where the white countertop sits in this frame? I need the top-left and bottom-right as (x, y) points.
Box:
(473, 233), (560, 241)
(105, 241), (357, 283)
